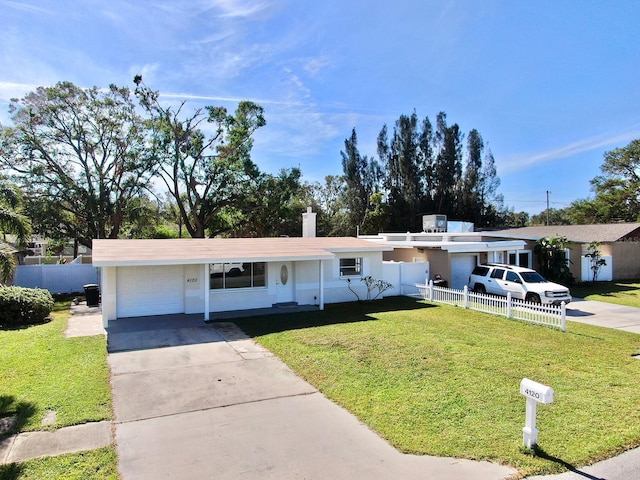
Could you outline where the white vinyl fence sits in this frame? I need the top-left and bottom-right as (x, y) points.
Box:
(13, 263), (99, 294)
(412, 281), (567, 331)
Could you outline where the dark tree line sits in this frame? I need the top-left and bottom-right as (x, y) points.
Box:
(341, 111), (506, 233)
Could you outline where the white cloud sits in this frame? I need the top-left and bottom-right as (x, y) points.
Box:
(205, 0), (272, 19)
(0, 0), (52, 15)
(303, 55), (331, 78)
(500, 129), (640, 174)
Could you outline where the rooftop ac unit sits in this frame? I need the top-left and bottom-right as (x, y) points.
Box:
(423, 214), (447, 232)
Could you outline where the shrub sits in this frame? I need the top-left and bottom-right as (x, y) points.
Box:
(0, 286), (54, 327)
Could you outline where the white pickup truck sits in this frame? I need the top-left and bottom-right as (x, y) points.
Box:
(468, 264), (571, 305)
(210, 263), (245, 276)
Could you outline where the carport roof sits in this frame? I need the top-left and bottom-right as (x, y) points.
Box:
(92, 237), (392, 267)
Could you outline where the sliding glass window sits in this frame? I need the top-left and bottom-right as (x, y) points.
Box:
(210, 262), (267, 290)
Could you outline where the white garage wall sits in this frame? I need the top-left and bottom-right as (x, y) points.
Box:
(184, 264), (205, 314)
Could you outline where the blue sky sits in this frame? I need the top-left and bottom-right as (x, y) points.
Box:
(1, 0), (639, 216)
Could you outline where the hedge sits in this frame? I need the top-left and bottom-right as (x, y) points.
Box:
(0, 286), (55, 326)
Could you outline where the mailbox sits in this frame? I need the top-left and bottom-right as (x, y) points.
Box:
(520, 378), (554, 448)
(520, 378), (554, 404)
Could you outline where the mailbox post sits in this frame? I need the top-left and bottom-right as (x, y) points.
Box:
(520, 378), (554, 448)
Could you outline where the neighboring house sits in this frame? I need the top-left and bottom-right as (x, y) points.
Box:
(483, 223), (640, 282)
(92, 235), (392, 328)
(360, 232), (527, 290)
(1, 240), (26, 284)
(361, 222), (640, 289)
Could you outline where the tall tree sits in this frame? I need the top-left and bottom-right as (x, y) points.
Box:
(232, 168), (303, 237)
(477, 149), (505, 227)
(418, 116), (435, 213)
(0, 179), (31, 283)
(2, 81), (152, 248)
(432, 112), (463, 217)
(392, 112), (422, 230)
(460, 129), (484, 223)
(306, 175), (351, 236)
(341, 128), (383, 234)
(378, 112), (425, 231)
(134, 76), (266, 238)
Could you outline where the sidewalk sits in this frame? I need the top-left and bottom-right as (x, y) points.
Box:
(0, 422), (112, 464)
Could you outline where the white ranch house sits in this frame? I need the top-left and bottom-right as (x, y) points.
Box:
(92, 236), (393, 328)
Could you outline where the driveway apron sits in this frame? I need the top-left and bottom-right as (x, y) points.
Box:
(566, 299), (640, 334)
(108, 317), (515, 480)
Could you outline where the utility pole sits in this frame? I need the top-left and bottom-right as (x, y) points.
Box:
(546, 191), (551, 226)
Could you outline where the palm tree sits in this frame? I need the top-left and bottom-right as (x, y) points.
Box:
(0, 179), (31, 284)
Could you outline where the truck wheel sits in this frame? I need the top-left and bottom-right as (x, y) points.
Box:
(526, 293), (541, 303)
(474, 284), (486, 294)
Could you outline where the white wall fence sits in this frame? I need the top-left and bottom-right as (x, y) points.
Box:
(383, 261), (429, 297)
(13, 264), (99, 294)
(580, 255), (613, 282)
(412, 281), (567, 332)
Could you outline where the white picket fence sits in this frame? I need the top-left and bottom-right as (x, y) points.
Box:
(411, 281), (567, 331)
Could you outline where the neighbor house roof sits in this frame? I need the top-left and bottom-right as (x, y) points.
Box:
(484, 223), (640, 243)
(92, 237), (392, 267)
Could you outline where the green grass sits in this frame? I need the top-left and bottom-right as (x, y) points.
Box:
(0, 298), (112, 433)
(233, 297), (640, 477)
(0, 446), (119, 480)
(0, 298), (116, 479)
(571, 280), (640, 308)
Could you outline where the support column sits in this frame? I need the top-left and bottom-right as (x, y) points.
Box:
(203, 264), (210, 321)
(319, 260), (325, 310)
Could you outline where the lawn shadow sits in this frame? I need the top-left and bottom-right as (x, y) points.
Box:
(0, 395), (37, 437)
(0, 463), (23, 480)
(531, 445), (605, 480)
(233, 296), (434, 337)
(0, 317), (52, 331)
(572, 281), (640, 299)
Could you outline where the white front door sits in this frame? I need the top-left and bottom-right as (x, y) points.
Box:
(276, 262), (295, 303)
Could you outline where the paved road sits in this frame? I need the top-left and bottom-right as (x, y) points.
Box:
(108, 316), (516, 480)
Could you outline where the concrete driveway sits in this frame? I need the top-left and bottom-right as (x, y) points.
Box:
(566, 298), (640, 334)
(108, 316), (515, 480)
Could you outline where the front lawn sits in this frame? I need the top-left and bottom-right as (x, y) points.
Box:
(571, 280), (640, 308)
(0, 297), (112, 433)
(233, 297), (640, 477)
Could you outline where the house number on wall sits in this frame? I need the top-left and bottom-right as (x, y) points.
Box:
(186, 278), (198, 283)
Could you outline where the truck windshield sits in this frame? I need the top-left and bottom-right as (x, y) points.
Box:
(521, 272), (546, 283)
